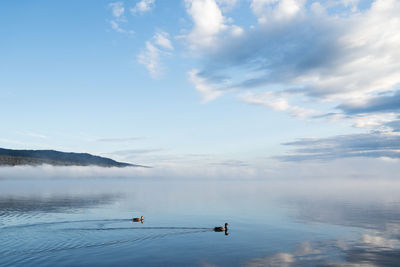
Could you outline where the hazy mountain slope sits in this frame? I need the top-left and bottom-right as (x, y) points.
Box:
(0, 148), (141, 167)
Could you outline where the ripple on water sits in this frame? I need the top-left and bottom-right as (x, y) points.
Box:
(0, 217), (213, 267)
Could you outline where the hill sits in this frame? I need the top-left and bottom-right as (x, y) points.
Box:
(0, 148), (143, 167)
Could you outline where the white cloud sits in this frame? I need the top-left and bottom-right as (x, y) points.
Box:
(16, 131), (48, 139)
(230, 25), (244, 36)
(109, 2), (125, 18)
(350, 113), (397, 130)
(250, 0), (306, 23)
(240, 91), (318, 118)
(97, 137), (145, 143)
(306, 0), (400, 103)
(154, 31), (174, 50)
(138, 41), (161, 78)
(109, 20), (134, 35)
(137, 31), (173, 77)
(185, 0), (400, 134)
(110, 20), (125, 33)
(280, 131), (400, 161)
(310, 2), (326, 16)
(188, 69), (223, 102)
(131, 0), (155, 14)
(108, 2), (134, 35)
(216, 0), (238, 11)
(341, 0), (360, 12)
(184, 0), (228, 50)
(183, 0), (247, 53)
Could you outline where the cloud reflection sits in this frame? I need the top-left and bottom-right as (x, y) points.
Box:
(244, 242), (322, 267)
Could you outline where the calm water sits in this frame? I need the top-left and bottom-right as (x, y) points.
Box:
(1, 178), (400, 266)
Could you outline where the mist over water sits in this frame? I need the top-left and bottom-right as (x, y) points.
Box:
(1, 177), (400, 266)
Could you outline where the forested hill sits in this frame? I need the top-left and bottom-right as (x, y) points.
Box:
(0, 148), (141, 167)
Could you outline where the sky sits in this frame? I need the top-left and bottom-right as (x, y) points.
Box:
(1, 0), (400, 178)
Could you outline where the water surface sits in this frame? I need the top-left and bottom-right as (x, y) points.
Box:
(1, 178), (400, 266)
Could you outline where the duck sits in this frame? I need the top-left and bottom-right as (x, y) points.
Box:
(132, 216), (144, 222)
(214, 223), (228, 232)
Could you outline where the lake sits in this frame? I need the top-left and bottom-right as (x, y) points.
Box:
(1, 177), (400, 266)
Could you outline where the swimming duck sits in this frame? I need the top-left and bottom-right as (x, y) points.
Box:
(214, 223), (228, 232)
(132, 216), (144, 222)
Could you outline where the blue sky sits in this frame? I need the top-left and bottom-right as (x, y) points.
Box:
(1, 0), (400, 178)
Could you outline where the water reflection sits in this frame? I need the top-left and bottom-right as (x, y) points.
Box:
(242, 185), (400, 267)
(290, 199), (400, 231)
(0, 178), (400, 266)
(244, 235), (400, 266)
(0, 194), (118, 214)
(245, 242), (323, 267)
